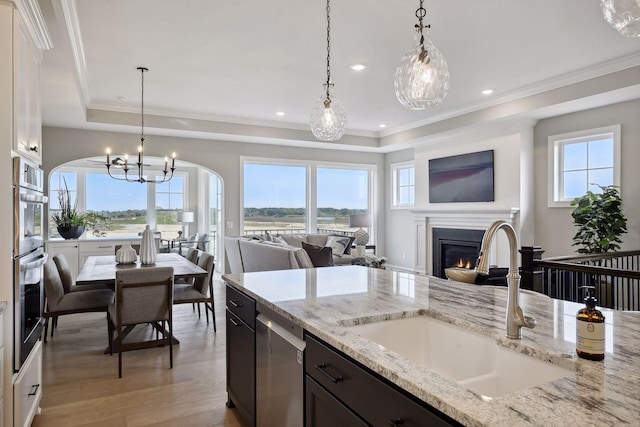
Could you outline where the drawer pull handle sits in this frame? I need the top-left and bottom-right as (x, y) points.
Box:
(28, 384), (40, 396)
(229, 317), (240, 327)
(388, 418), (404, 426)
(314, 363), (344, 383)
(229, 300), (242, 308)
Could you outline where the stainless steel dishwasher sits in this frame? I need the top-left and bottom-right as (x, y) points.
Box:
(256, 313), (306, 427)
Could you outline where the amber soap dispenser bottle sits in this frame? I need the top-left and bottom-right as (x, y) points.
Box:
(576, 286), (605, 361)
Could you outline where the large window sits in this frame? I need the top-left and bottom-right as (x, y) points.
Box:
(243, 159), (375, 237)
(49, 170), (188, 239)
(85, 173), (148, 236)
(155, 176), (185, 238)
(317, 167), (368, 231)
(548, 125), (621, 207)
(391, 161), (415, 208)
(243, 163), (307, 234)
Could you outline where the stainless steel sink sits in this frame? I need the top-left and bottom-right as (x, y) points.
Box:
(348, 315), (573, 398)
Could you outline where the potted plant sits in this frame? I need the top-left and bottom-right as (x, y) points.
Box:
(570, 184), (627, 254)
(52, 179), (108, 239)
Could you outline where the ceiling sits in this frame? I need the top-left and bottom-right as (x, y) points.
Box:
(38, 0), (640, 153)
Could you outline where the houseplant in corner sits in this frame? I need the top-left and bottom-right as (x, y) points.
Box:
(52, 179), (108, 239)
(570, 184), (627, 254)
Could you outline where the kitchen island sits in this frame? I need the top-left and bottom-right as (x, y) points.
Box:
(223, 266), (640, 426)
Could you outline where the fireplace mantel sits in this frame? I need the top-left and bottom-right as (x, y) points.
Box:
(409, 207), (520, 275)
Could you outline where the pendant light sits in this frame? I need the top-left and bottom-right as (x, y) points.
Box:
(310, 0), (347, 141)
(394, 0), (450, 110)
(105, 67), (176, 183)
(601, 0), (640, 38)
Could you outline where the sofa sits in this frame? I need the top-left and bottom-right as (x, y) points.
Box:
(224, 233), (355, 273)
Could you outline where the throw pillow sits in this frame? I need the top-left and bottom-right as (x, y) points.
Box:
(331, 234), (355, 254)
(302, 242), (334, 267)
(325, 235), (352, 256)
(272, 235), (288, 245)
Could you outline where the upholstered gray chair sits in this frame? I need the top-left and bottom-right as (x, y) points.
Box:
(173, 252), (216, 331)
(107, 267), (174, 378)
(185, 247), (199, 264)
(43, 258), (115, 342)
(53, 253), (110, 293)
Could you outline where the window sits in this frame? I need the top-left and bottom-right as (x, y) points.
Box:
(85, 173), (148, 236)
(391, 161), (415, 208)
(155, 176), (185, 238)
(49, 170), (191, 238)
(242, 158), (375, 237)
(317, 167), (369, 232)
(243, 163), (307, 234)
(548, 125), (621, 207)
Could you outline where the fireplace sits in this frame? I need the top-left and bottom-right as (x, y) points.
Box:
(432, 228), (485, 279)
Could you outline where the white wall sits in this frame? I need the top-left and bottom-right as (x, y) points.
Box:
(533, 99), (640, 257)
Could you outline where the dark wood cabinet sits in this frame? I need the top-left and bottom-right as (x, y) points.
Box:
(306, 376), (368, 427)
(305, 334), (462, 427)
(226, 285), (256, 426)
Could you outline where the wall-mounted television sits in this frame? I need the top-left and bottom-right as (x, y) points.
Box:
(428, 150), (494, 203)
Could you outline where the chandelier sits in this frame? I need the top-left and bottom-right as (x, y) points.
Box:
(310, 0), (347, 141)
(105, 67), (176, 183)
(601, 0), (640, 37)
(394, 0), (449, 110)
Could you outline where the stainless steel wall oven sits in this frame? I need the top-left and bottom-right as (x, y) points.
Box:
(13, 157), (48, 371)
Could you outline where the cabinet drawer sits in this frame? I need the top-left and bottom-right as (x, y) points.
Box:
(305, 334), (460, 427)
(226, 285), (256, 329)
(14, 341), (42, 427)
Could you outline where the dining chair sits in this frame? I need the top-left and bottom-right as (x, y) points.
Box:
(107, 267), (174, 378)
(43, 258), (115, 342)
(53, 253), (110, 293)
(170, 233), (200, 256)
(173, 252), (216, 331)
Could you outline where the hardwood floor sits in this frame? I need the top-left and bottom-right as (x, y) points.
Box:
(32, 275), (243, 427)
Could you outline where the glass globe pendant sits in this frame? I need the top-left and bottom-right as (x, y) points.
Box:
(310, 0), (347, 142)
(601, 0), (640, 38)
(310, 83), (347, 141)
(395, 0), (450, 110)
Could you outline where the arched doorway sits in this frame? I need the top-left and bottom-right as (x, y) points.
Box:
(47, 156), (224, 271)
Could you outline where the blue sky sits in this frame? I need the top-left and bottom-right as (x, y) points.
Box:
(244, 164), (368, 209)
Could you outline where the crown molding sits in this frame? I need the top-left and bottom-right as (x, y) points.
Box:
(13, 0), (51, 50)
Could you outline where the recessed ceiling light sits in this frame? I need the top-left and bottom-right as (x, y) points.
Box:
(378, 123), (387, 128)
(481, 89), (494, 95)
(276, 111), (285, 116)
(117, 96), (128, 102)
(350, 64), (366, 71)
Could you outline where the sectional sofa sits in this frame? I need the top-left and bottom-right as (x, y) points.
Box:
(224, 233), (355, 273)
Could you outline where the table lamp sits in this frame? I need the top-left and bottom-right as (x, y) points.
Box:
(176, 211), (194, 237)
(349, 214), (372, 257)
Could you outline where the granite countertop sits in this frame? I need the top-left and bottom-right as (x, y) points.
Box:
(223, 266), (640, 427)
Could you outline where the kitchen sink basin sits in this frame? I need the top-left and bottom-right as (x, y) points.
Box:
(348, 315), (573, 398)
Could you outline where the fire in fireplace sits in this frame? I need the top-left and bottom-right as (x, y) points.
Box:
(432, 228), (485, 279)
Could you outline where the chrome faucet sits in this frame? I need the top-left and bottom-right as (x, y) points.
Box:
(476, 220), (536, 339)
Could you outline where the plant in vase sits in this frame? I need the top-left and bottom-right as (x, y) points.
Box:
(51, 178), (109, 239)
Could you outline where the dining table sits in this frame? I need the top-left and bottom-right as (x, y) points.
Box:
(76, 253), (208, 352)
(76, 252), (208, 286)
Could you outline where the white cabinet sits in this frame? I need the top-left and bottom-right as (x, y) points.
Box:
(13, 341), (41, 427)
(13, 10), (42, 165)
(46, 239), (143, 277)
